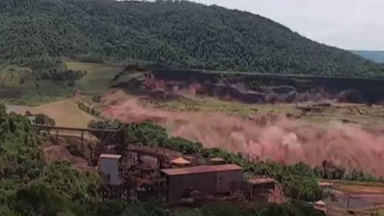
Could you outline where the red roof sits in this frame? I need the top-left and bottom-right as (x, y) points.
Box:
(161, 164), (242, 176)
(248, 177), (275, 185)
(171, 157), (191, 165)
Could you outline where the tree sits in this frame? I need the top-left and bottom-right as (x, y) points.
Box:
(12, 182), (71, 216)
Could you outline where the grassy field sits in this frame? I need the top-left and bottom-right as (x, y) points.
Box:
(0, 95), (69, 106)
(66, 61), (123, 94)
(336, 184), (384, 193)
(379, 208), (384, 215)
(6, 98), (98, 128)
(158, 97), (384, 127)
(0, 61), (123, 105)
(329, 180), (384, 193)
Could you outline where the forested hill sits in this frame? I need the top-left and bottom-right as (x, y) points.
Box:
(0, 0), (383, 78)
(352, 50), (384, 63)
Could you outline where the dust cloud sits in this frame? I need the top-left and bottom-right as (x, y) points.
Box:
(101, 91), (384, 176)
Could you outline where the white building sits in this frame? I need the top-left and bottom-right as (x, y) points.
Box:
(99, 154), (123, 186)
(27, 115), (36, 124)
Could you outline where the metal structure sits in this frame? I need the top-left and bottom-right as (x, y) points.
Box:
(126, 145), (182, 170)
(31, 124), (118, 144)
(32, 123), (284, 205)
(99, 154), (123, 186)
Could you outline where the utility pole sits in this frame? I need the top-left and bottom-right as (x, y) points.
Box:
(346, 194), (351, 211)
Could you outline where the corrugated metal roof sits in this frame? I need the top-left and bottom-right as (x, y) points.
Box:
(100, 154), (122, 159)
(248, 177), (275, 185)
(161, 164), (242, 176)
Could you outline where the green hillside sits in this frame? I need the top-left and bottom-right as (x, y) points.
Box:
(0, 0), (383, 78)
(352, 50), (384, 63)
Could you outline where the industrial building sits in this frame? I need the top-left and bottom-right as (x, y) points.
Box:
(95, 146), (280, 203)
(99, 154), (123, 186)
(160, 164), (243, 202)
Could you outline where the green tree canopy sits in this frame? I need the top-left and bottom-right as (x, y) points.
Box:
(0, 0), (383, 78)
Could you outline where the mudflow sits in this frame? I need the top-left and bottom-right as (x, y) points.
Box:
(101, 91), (384, 176)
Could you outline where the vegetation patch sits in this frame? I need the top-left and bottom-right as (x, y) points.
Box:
(66, 61), (123, 94)
(77, 101), (100, 117)
(0, 0), (383, 78)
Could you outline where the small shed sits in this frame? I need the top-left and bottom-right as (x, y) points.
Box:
(314, 200), (327, 212)
(99, 154), (123, 186)
(171, 157), (191, 167)
(161, 164), (243, 202)
(248, 177), (276, 200)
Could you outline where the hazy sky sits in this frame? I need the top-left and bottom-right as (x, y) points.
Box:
(192, 0), (384, 50)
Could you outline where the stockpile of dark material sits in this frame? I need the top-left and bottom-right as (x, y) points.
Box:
(111, 66), (384, 104)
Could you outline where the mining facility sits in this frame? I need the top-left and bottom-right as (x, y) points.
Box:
(31, 123), (325, 206)
(96, 143), (283, 205)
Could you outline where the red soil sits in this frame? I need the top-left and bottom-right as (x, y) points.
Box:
(39, 141), (93, 171)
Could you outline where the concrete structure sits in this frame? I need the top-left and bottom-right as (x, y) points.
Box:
(160, 164), (243, 202)
(248, 177), (276, 202)
(27, 115), (36, 124)
(99, 154), (123, 186)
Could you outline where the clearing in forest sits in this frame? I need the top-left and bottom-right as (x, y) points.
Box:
(6, 99), (97, 128)
(66, 61), (123, 94)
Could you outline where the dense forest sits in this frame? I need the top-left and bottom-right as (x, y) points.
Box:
(0, 107), (325, 215)
(0, 0), (383, 78)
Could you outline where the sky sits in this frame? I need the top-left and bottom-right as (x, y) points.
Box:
(192, 0), (384, 50)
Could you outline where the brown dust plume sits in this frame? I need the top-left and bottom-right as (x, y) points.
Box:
(101, 91), (384, 176)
